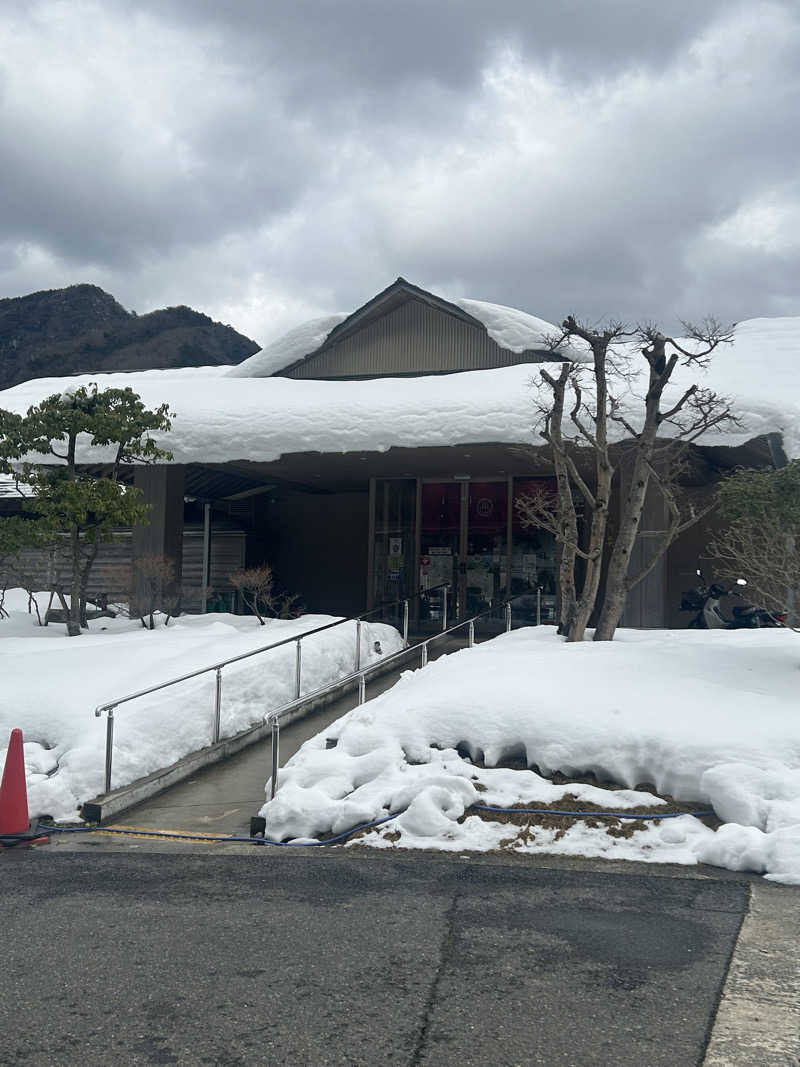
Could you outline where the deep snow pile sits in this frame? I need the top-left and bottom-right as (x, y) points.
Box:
(259, 627), (800, 884)
(1, 316), (798, 464)
(0, 589), (401, 821)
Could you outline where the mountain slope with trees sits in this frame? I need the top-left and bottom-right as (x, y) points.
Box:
(0, 284), (260, 388)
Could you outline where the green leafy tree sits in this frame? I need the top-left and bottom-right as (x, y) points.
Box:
(0, 384), (173, 635)
(708, 461), (800, 628)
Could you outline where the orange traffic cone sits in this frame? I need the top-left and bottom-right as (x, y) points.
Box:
(0, 728), (49, 847)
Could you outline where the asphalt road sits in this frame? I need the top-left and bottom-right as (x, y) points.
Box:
(1, 850), (747, 1066)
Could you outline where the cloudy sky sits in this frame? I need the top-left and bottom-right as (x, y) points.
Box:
(1, 0), (798, 345)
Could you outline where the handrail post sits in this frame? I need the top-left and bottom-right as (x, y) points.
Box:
(355, 619), (362, 672)
(104, 708), (115, 794)
(505, 601), (512, 632)
(421, 641), (428, 668)
(270, 718), (280, 799)
(213, 667), (222, 743)
(468, 620), (475, 648)
(295, 638), (302, 700)
(442, 586), (448, 632)
(537, 587), (542, 626)
(402, 600), (409, 647)
(358, 673), (366, 705)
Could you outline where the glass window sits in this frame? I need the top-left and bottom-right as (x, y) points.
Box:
(419, 482), (460, 620)
(465, 481), (508, 615)
(373, 479), (416, 605)
(511, 478), (558, 623)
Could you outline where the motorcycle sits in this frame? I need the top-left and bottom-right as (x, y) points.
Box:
(680, 570), (787, 629)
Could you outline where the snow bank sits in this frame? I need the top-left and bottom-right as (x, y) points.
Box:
(260, 627), (800, 883)
(0, 591), (402, 821)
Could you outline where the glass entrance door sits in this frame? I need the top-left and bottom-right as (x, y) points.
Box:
(419, 480), (508, 625)
(464, 481), (508, 617)
(372, 476), (558, 632)
(419, 482), (460, 625)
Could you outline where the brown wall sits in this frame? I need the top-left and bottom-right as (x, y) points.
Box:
(665, 493), (721, 627)
(251, 490), (369, 617)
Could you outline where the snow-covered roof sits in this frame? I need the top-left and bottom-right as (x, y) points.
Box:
(451, 297), (589, 361)
(0, 317), (797, 464)
(229, 282), (591, 378)
(228, 313), (348, 378)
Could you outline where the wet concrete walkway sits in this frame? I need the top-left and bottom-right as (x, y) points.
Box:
(117, 635), (466, 837)
(117, 672), (398, 836)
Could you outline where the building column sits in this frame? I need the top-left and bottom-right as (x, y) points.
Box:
(132, 464), (185, 586)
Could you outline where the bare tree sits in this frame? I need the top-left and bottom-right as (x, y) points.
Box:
(707, 524), (798, 630)
(594, 321), (735, 640)
(518, 318), (632, 641)
(230, 565), (302, 625)
(706, 460), (800, 631)
(518, 316), (735, 642)
(129, 554), (181, 629)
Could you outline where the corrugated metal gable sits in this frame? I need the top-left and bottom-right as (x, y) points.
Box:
(284, 298), (546, 379)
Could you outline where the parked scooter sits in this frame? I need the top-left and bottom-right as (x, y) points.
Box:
(680, 570), (787, 629)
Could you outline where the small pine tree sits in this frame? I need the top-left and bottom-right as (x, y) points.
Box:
(0, 384), (173, 636)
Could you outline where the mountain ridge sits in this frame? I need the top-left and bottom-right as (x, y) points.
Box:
(0, 283), (260, 389)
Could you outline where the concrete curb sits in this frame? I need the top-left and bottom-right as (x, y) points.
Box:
(703, 882), (800, 1066)
(80, 644), (424, 824)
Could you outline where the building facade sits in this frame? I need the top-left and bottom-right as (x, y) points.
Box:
(1, 278), (785, 629)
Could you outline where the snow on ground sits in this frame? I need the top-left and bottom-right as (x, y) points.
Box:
(259, 627), (800, 884)
(1, 316), (797, 464)
(0, 588), (402, 822)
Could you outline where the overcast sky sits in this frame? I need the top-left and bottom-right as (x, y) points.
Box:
(1, 0), (798, 345)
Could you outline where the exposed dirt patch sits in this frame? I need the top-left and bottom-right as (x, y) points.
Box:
(335, 770), (720, 850)
(470, 805), (645, 845)
(463, 783), (720, 850)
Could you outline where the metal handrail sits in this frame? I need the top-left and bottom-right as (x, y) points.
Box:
(264, 596), (517, 798)
(94, 582), (450, 794)
(94, 582), (450, 717)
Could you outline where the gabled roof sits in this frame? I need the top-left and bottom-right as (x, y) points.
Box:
(275, 278), (488, 376)
(229, 278), (589, 379)
(318, 277), (481, 344)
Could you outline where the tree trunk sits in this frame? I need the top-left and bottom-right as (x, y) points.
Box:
(77, 541), (100, 630)
(540, 364), (580, 637)
(566, 336), (612, 642)
(552, 456), (578, 633)
(66, 525), (82, 637)
(594, 383), (664, 641)
(568, 457), (612, 642)
(593, 454), (652, 640)
(568, 509), (605, 641)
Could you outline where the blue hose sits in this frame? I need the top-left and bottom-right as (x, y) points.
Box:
(37, 814), (398, 847)
(473, 805), (714, 820)
(37, 803), (712, 848)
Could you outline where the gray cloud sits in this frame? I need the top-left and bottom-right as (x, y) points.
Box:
(0, 0), (798, 345)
